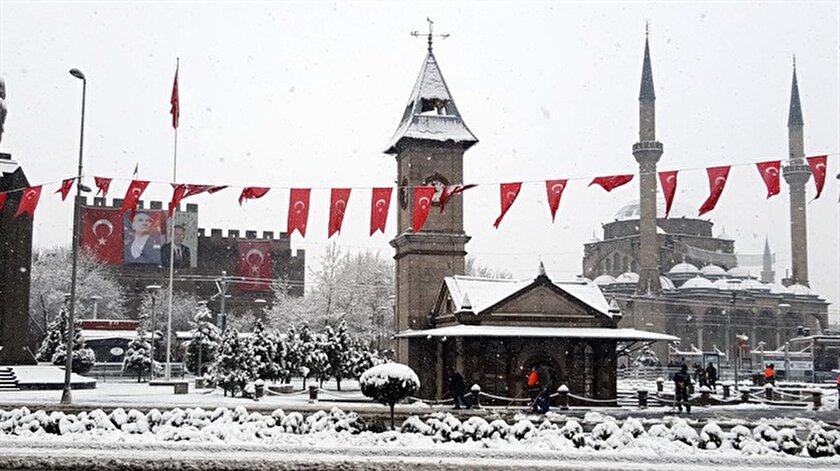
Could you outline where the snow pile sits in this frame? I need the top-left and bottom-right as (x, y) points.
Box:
(359, 363), (419, 390)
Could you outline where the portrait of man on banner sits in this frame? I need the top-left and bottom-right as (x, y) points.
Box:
(123, 210), (165, 265)
(162, 211), (198, 268)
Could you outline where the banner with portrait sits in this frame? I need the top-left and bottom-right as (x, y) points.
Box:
(163, 211), (198, 268)
(122, 210), (167, 265)
(236, 240), (273, 292)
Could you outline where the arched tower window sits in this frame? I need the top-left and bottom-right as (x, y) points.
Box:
(613, 253), (620, 274)
(605, 258), (612, 274)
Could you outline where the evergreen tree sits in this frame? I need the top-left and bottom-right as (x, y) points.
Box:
(122, 327), (153, 382)
(51, 317), (95, 374)
(37, 308), (68, 362)
(299, 325), (328, 388)
(351, 342), (385, 379)
(269, 328), (288, 383)
(210, 328), (257, 397)
(283, 325), (303, 385)
(323, 321), (354, 390)
(250, 319), (279, 382)
(184, 306), (221, 377)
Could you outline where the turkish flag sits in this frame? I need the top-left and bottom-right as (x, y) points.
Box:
(0, 193), (7, 214)
(15, 185), (42, 218)
(589, 174), (634, 192)
(370, 187), (392, 235)
(806, 155), (828, 200)
(81, 207), (124, 264)
(94, 177), (112, 197)
(755, 160), (781, 199)
(328, 188), (351, 238)
(183, 184), (213, 198)
(493, 182), (522, 228)
(545, 179), (568, 222)
(698, 166), (731, 216)
(168, 184), (188, 216)
(120, 180), (150, 217)
(239, 187), (270, 205)
(439, 184), (477, 213)
(288, 188), (311, 237)
(207, 185), (228, 194)
(170, 63), (180, 129)
(412, 186), (436, 232)
(56, 178), (75, 201)
(237, 240), (272, 292)
(658, 171), (678, 218)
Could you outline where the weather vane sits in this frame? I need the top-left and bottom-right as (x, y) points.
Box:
(411, 17), (450, 52)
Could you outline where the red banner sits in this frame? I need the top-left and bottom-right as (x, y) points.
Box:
(494, 182), (522, 228)
(121, 180), (149, 217)
(0, 193), (6, 214)
(288, 188), (311, 236)
(544, 179), (567, 222)
(370, 187), (392, 235)
(806, 155), (827, 200)
(589, 174), (633, 192)
(15, 185), (42, 218)
(698, 166), (731, 216)
(658, 171), (678, 218)
(412, 186), (436, 232)
(238, 186), (270, 205)
(328, 188), (351, 238)
(170, 63), (180, 129)
(56, 178), (75, 201)
(94, 177), (112, 197)
(755, 160), (781, 199)
(237, 240), (272, 292)
(81, 207), (124, 264)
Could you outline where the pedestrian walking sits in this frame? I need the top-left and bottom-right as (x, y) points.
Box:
(526, 367), (541, 412)
(764, 364), (776, 385)
(673, 364), (692, 414)
(705, 362), (717, 392)
(448, 368), (468, 409)
(535, 365), (552, 414)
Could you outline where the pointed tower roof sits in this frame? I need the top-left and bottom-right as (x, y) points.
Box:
(639, 35), (656, 101)
(385, 51), (478, 154)
(788, 58), (803, 127)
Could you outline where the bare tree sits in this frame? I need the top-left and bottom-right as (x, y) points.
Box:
(465, 255), (513, 279)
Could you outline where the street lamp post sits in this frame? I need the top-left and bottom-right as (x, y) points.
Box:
(731, 292), (739, 387)
(215, 271), (230, 331)
(90, 295), (102, 320)
(146, 285), (161, 381)
(61, 68), (87, 405)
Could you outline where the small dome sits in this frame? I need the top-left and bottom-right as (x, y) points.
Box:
(669, 262), (699, 275)
(768, 283), (787, 294)
(679, 276), (716, 290)
(726, 266), (751, 279)
(787, 284), (811, 296)
(659, 276), (676, 290)
(713, 278), (741, 290)
(717, 230), (733, 240)
(699, 264), (727, 277)
(615, 272), (639, 283)
(593, 274), (617, 286)
(740, 279), (768, 291)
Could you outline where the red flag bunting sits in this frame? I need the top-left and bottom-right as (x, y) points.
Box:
(658, 171), (678, 218)
(493, 182), (522, 228)
(80, 207), (124, 264)
(806, 155), (827, 200)
(545, 179), (568, 222)
(120, 180), (149, 217)
(168, 184), (188, 216)
(207, 185), (228, 194)
(183, 184), (212, 198)
(412, 186), (436, 232)
(238, 187), (270, 205)
(439, 184), (477, 213)
(15, 185), (42, 217)
(94, 177), (112, 197)
(0, 193), (6, 214)
(698, 166), (731, 216)
(370, 187), (392, 235)
(755, 160), (781, 199)
(56, 178), (75, 201)
(328, 188), (351, 238)
(288, 188), (311, 237)
(237, 240), (272, 292)
(170, 63), (180, 129)
(589, 174), (634, 192)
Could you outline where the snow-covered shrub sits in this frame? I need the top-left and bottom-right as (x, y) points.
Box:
(699, 422), (725, 450)
(359, 362), (419, 429)
(488, 419), (510, 440)
(670, 420), (698, 447)
(185, 307), (221, 377)
(806, 428), (836, 458)
(621, 417), (646, 439)
(753, 424), (780, 452)
(280, 411), (304, 433)
(827, 430), (840, 455)
(731, 425), (761, 454)
(510, 419), (536, 441)
(211, 329), (258, 397)
(589, 420), (626, 450)
(461, 417), (492, 441)
(400, 415), (431, 435)
(648, 423), (669, 439)
(122, 329), (153, 382)
(560, 419), (585, 448)
(777, 428), (803, 456)
(425, 414), (462, 442)
(270, 409), (286, 427)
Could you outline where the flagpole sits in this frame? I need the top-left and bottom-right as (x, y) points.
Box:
(165, 57), (179, 381)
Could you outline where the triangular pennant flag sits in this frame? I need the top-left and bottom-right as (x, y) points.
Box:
(288, 188), (311, 237)
(328, 188), (351, 238)
(698, 166), (731, 216)
(544, 179), (568, 222)
(658, 171), (678, 218)
(755, 160), (781, 199)
(806, 155), (827, 200)
(589, 174), (634, 192)
(0, 193), (7, 214)
(238, 187), (270, 205)
(120, 180), (150, 217)
(183, 184), (213, 198)
(168, 184), (188, 216)
(412, 186), (436, 232)
(207, 185), (228, 194)
(170, 61), (180, 129)
(94, 177), (112, 197)
(370, 187), (392, 235)
(15, 185), (42, 218)
(439, 183), (477, 213)
(493, 182), (522, 228)
(56, 178), (75, 201)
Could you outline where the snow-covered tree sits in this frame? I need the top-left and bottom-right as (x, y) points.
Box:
(359, 363), (419, 429)
(184, 306), (221, 377)
(465, 256), (513, 279)
(299, 325), (328, 388)
(323, 321), (355, 390)
(350, 344), (385, 379)
(250, 319), (279, 382)
(122, 328), (153, 382)
(211, 328), (257, 397)
(51, 317), (95, 374)
(632, 345), (661, 367)
(36, 308), (68, 362)
(282, 325), (303, 385)
(269, 328), (288, 383)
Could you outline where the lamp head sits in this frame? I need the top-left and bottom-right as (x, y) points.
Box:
(69, 68), (86, 81)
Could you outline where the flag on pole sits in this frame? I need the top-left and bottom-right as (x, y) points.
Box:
(170, 62), (180, 129)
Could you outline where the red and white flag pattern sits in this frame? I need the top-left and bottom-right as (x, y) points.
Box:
(698, 166), (731, 216)
(15, 185), (42, 218)
(56, 178), (75, 201)
(493, 182), (522, 228)
(0, 193), (6, 214)
(170, 62), (180, 129)
(120, 180), (150, 217)
(370, 187), (392, 235)
(238, 187), (270, 205)
(237, 240), (272, 292)
(589, 174), (634, 192)
(439, 183), (477, 213)
(80, 207), (123, 264)
(94, 177), (112, 197)
(658, 171), (678, 218)
(544, 179), (567, 222)
(755, 160), (781, 199)
(328, 188), (351, 238)
(288, 188), (311, 236)
(412, 186), (436, 232)
(806, 155), (827, 200)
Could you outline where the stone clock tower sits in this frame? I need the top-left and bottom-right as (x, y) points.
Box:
(386, 40), (478, 385)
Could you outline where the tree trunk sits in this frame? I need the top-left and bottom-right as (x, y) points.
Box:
(337, 377), (342, 391)
(389, 403), (395, 430)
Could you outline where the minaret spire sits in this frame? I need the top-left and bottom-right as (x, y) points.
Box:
(782, 56), (810, 286)
(761, 236), (775, 283)
(788, 55), (804, 127)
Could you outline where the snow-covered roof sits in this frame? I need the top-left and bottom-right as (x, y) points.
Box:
(385, 51), (478, 153)
(679, 276), (716, 290)
(659, 276), (676, 290)
(699, 264), (726, 277)
(712, 278), (742, 290)
(443, 274), (612, 317)
(739, 279), (768, 291)
(726, 266), (752, 279)
(396, 325), (679, 342)
(768, 283), (787, 294)
(613, 199), (691, 221)
(787, 283), (811, 296)
(0, 157), (22, 176)
(615, 272), (639, 284)
(668, 262), (699, 275)
(592, 274), (616, 286)
(81, 329), (139, 341)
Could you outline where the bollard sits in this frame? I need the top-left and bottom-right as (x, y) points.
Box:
(655, 377), (664, 396)
(811, 390), (822, 409)
(558, 384), (570, 410)
(308, 384), (318, 403)
(722, 384), (730, 399)
(740, 387), (750, 403)
(764, 383), (774, 401)
(637, 390), (648, 409)
(470, 384), (481, 409)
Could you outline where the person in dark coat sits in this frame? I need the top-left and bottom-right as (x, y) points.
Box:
(705, 362), (718, 392)
(535, 365), (552, 414)
(673, 363), (692, 414)
(448, 369), (468, 409)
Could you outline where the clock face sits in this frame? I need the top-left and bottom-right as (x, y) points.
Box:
(423, 173), (449, 206)
(399, 177), (409, 209)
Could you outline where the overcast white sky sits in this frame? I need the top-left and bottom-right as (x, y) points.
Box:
(1, 1), (838, 320)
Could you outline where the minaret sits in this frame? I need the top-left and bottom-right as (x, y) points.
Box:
(633, 28), (663, 294)
(782, 58), (810, 286)
(760, 236), (775, 283)
(387, 33), (477, 397)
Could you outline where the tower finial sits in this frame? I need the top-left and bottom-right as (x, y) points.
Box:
(639, 28), (655, 101)
(788, 56), (803, 127)
(411, 18), (450, 53)
(792, 54), (796, 69)
(427, 17), (433, 52)
(645, 20), (650, 39)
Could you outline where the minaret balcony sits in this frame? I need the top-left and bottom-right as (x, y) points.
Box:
(632, 141), (663, 152)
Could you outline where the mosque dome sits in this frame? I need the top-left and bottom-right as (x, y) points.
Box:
(679, 276), (716, 290)
(699, 264), (727, 277)
(726, 266), (752, 279)
(593, 274), (617, 286)
(713, 279), (742, 290)
(615, 272), (639, 283)
(660, 276), (676, 290)
(740, 279), (768, 291)
(768, 283), (787, 294)
(669, 262), (699, 275)
(614, 199), (691, 221)
(787, 284), (811, 296)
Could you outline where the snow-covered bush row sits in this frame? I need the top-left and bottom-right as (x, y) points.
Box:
(2, 406), (839, 459)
